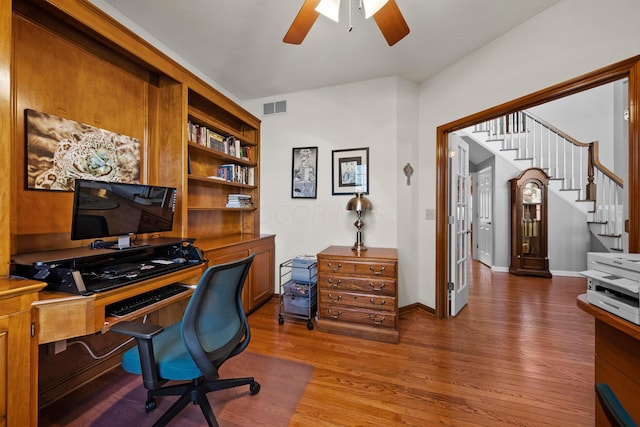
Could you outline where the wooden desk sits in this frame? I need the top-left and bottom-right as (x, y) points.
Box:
(33, 264), (203, 344)
(577, 294), (640, 426)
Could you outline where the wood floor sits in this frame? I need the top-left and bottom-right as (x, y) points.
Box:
(248, 261), (595, 426)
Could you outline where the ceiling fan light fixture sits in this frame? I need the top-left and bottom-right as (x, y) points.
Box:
(362, 0), (389, 19)
(315, 0), (341, 22)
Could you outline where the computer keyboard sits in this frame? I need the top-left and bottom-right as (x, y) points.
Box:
(106, 284), (191, 317)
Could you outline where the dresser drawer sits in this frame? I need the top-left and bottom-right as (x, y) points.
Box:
(318, 275), (396, 296)
(319, 305), (397, 329)
(318, 259), (396, 279)
(319, 290), (396, 312)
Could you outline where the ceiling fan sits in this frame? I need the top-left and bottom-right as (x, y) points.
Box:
(283, 0), (410, 46)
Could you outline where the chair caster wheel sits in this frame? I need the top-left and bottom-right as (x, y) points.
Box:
(250, 381), (261, 395)
(307, 321), (314, 330)
(145, 399), (157, 412)
(278, 316), (284, 325)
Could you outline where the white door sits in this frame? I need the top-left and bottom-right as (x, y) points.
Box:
(448, 135), (470, 316)
(477, 166), (493, 266)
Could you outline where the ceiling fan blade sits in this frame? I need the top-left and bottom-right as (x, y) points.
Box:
(373, 0), (410, 46)
(283, 0), (322, 44)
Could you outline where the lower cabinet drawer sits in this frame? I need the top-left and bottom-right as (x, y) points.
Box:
(319, 290), (395, 312)
(319, 305), (397, 329)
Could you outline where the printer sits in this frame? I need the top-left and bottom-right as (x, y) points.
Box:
(581, 252), (640, 325)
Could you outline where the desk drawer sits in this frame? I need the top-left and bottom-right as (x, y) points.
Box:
(319, 305), (397, 329)
(318, 275), (396, 296)
(318, 259), (396, 279)
(319, 290), (396, 312)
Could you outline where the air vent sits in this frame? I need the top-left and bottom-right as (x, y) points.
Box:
(263, 100), (287, 116)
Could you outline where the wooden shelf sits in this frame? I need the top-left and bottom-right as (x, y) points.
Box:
(187, 174), (256, 189)
(189, 106), (257, 146)
(188, 206), (256, 212)
(188, 142), (256, 167)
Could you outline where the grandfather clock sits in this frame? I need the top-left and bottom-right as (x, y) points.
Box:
(509, 168), (552, 278)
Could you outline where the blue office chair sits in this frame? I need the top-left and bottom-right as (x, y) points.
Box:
(110, 254), (259, 427)
(595, 383), (637, 427)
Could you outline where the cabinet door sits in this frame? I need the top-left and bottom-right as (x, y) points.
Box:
(247, 242), (274, 312)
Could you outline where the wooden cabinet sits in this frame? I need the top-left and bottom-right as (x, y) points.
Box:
(316, 246), (399, 344)
(577, 295), (640, 426)
(0, 278), (46, 427)
(509, 168), (552, 278)
(200, 235), (275, 313)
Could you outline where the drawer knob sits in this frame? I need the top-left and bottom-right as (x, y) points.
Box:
(328, 293), (342, 302)
(369, 266), (386, 275)
(327, 278), (342, 287)
(368, 283), (385, 292)
(369, 314), (386, 325)
(327, 262), (342, 272)
(327, 309), (342, 319)
(369, 298), (386, 306)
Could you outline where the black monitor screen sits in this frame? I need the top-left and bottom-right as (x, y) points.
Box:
(71, 179), (177, 241)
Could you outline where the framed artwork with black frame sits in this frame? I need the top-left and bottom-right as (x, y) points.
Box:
(332, 147), (369, 195)
(292, 146), (318, 198)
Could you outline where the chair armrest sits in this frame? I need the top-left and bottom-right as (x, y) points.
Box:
(110, 320), (163, 340)
(110, 320), (166, 390)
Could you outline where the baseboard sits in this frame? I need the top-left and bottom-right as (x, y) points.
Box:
(399, 303), (435, 316)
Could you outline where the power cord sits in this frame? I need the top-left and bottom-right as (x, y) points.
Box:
(66, 314), (149, 361)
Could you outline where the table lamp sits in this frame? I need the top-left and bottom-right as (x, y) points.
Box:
(346, 193), (372, 251)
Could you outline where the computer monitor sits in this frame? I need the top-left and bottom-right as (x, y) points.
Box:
(71, 179), (177, 248)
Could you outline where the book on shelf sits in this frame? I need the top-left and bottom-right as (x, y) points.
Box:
(216, 164), (254, 185)
(188, 120), (252, 162)
(226, 193), (252, 208)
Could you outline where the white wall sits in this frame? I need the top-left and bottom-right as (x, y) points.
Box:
(243, 77), (418, 305)
(418, 0), (640, 308)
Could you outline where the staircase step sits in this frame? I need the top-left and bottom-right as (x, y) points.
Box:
(597, 233), (622, 238)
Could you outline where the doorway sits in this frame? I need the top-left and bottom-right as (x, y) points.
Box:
(435, 55), (640, 319)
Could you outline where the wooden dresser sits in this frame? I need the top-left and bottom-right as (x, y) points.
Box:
(316, 246), (399, 344)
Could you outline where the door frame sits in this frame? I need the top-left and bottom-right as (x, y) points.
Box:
(435, 55), (640, 319)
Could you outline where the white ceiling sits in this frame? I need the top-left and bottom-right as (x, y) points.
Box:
(95, 0), (560, 101)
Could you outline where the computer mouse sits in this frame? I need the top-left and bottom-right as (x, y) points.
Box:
(172, 257), (188, 264)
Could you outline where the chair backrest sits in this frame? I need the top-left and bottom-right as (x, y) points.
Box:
(181, 254), (254, 379)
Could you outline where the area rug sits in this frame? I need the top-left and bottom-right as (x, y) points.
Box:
(39, 352), (314, 427)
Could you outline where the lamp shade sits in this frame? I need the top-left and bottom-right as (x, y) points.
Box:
(315, 0), (341, 22)
(346, 193), (372, 212)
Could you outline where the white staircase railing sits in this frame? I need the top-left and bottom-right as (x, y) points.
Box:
(475, 110), (624, 250)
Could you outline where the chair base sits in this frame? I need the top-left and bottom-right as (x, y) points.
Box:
(148, 376), (260, 427)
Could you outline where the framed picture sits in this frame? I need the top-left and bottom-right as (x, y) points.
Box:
(292, 146), (318, 198)
(25, 109), (140, 191)
(332, 147), (369, 195)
